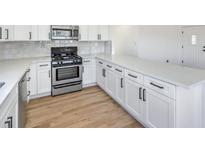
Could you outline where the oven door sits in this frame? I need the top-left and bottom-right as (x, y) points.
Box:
(52, 65), (82, 85)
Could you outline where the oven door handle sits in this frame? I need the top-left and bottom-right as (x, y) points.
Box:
(52, 65), (82, 69)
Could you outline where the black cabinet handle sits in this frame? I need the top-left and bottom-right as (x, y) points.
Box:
(128, 74), (137, 78)
(27, 91), (31, 96)
(115, 68), (122, 72)
(139, 87), (142, 100)
(150, 82), (164, 89)
(7, 117), (13, 128)
(203, 49), (205, 52)
(143, 89), (146, 102)
(40, 64), (49, 67)
(106, 65), (112, 68)
(4, 120), (10, 128)
(120, 78), (123, 88)
(84, 60), (91, 63)
(98, 61), (103, 64)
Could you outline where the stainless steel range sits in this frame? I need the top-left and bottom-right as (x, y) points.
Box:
(51, 47), (82, 96)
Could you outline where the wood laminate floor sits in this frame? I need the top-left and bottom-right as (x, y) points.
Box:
(25, 86), (144, 128)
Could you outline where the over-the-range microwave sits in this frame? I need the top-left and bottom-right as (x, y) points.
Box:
(51, 25), (79, 40)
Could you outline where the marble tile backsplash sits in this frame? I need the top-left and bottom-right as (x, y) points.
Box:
(0, 41), (112, 60)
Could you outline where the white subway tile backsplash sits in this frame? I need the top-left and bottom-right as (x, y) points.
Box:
(0, 41), (112, 60)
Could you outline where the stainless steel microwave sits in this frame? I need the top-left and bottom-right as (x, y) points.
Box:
(51, 25), (79, 40)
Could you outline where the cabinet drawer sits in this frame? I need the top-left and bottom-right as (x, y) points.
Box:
(37, 62), (51, 69)
(144, 76), (175, 99)
(83, 58), (93, 65)
(114, 65), (124, 76)
(125, 70), (143, 84)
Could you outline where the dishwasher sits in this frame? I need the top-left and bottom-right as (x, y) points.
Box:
(18, 72), (28, 128)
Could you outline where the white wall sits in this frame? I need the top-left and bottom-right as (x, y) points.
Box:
(110, 25), (139, 55)
(110, 25), (183, 64)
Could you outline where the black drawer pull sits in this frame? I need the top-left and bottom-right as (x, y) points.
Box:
(150, 82), (164, 89)
(115, 69), (122, 72)
(106, 65), (112, 68)
(128, 74), (137, 78)
(139, 87), (142, 100)
(84, 60), (91, 63)
(120, 78), (123, 88)
(143, 89), (146, 102)
(40, 64), (49, 67)
(98, 61), (103, 64)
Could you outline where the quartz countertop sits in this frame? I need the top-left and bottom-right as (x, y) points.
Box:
(96, 54), (205, 88)
(0, 56), (51, 106)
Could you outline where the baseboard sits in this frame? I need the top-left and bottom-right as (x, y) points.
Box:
(83, 82), (97, 88)
(29, 92), (51, 100)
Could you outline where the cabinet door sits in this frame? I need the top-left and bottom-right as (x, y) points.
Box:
(13, 25), (38, 41)
(38, 25), (51, 41)
(79, 25), (89, 41)
(125, 79), (143, 120)
(115, 75), (125, 106)
(98, 25), (109, 41)
(37, 68), (51, 94)
(145, 89), (175, 128)
(0, 25), (14, 41)
(88, 25), (98, 41)
(105, 69), (116, 97)
(96, 64), (105, 89)
(28, 63), (37, 96)
(83, 65), (93, 85)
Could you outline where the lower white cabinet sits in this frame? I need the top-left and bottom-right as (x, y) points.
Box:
(125, 79), (143, 121)
(28, 61), (51, 99)
(37, 68), (51, 94)
(105, 68), (116, 97)
(145, 88), (175, 128)
(96, 57), (176, 128)
(115, 74), (125, 106)
(83, 58), (96, 86)
(96, 61), (106, 89)
(0, 85), (18, 128)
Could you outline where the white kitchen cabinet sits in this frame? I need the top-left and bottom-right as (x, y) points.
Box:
(83, 58), (96, 86)
(88, 25), (110, 41)
(98, 25), (109, 41)
(145, 88), (175, 128)
(38, 25), (51, 41)
(125, 79), (143, 121)
(0, 25), (14, 41)
(37, 62), (51, 94)
(105, 68), (116, 97)
(96, 60), (106, 89)
(115, 74), (125, 106)
(79, 25), (89, 41)
(0, 85), (18, 128)
(28, 63), (37, 96)
(13, 25), (38, 41)
(88, 25), (98, 41)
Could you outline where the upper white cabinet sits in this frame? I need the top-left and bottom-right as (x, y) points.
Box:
(88, 25), (110, 41)
(0, 25), (14, 41)
(13, 25), (38, 41)
(38, 25), (51, 41)
(79, 25), (89, 41)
